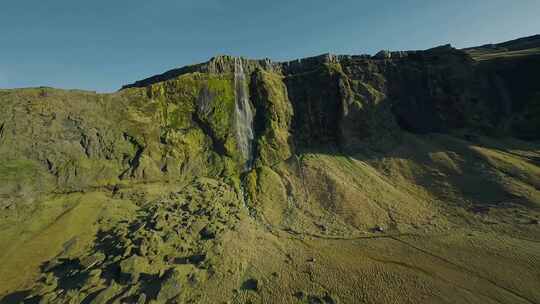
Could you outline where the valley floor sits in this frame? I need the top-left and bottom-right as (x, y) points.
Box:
(1, 134), (539, 304)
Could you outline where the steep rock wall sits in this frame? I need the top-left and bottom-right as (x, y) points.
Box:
(1, 44), (539, 197)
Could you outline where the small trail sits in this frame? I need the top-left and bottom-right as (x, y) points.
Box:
(281, 228), (450, 242)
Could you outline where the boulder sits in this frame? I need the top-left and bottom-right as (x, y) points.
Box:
(119, 255), (149, 282)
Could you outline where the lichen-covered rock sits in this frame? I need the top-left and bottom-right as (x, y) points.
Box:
(88, 282), (122, 304)
(80, 252), (106, 270)
(251, 69), (293, 166)
(245, 166), (288, 225)
(22, 178), (239, 303)
(119, 255), (150, 282)
(155, 266), (196, 303)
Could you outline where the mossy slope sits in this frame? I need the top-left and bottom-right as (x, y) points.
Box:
(1, 38), (540, 303)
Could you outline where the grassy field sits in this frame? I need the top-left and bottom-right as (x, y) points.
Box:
(1, 133), (538, 303)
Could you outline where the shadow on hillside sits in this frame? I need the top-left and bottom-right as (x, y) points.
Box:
(283, 54), (540, 210)
(0, 291), (38, 304)
(294, 129), (540, 212)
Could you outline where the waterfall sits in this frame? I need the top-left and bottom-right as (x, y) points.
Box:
(233, 58), (255, 171)
(233, 58), (255, 170)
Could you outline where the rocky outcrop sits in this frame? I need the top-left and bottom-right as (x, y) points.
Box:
(126, 39), (540, 148)
(122, 55), (280, 89)
(1, 38), (538, 197)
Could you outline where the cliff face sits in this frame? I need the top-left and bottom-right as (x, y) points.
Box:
(1, 37), (540, 303)
(126, 41), (540, 150)
(3, 42), (536, 195)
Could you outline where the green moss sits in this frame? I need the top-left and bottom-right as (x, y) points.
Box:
(326, 62), (344, 75)
(0, 159), (42, 182)
(338, 77), (400, 151)
(205, 76), (236, 140)
(152, 73), (241, 160)
(0, 159), (54, 197)
(199, 74), (246, 169)
(167, 104), (193, 129)
(0, 192), (137, 296)
(244, 170), (258, 203)
(141, 73), (245, 178)
(148, 74), (202, 130)
(0, 71), (247, 192)
(222, 156), (240, 178)
(78, 158), (123, 186)
(251, 70), (293, 167)
(244, 166), (288, 225)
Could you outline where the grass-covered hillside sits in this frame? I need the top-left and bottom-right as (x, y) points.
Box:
(1, 36), (539, 303)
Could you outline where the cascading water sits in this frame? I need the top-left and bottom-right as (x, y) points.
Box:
(233, 58), (255, 171)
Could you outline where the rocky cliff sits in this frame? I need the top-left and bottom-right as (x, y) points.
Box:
(1, 36), (539, 304)
(2, 41), (538, 196)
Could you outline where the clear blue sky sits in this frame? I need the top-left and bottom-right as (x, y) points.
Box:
(1, 0), (538, 92)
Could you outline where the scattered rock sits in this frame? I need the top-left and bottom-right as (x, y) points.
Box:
(88, 282), (121, 304)
(42, 259), (63, 273)
(136, 293), (147, 304)
(156, 268), (185, 302)
(308, 295), (324, 304)
(294, 291), (305, 300)
(372, 226), (384, 233)
(119, 255), (149, 282)
(175, 253), (206, 266)
(322, 292), (337, 304)
(33, 273), (58, 295)
(80, 252), (106, 271)
(199, 225), (216, 240)
(240, 278), (259, 292)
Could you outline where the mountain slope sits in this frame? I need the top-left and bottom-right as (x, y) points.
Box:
(0, 36), (539, 304)
(464, 34), (540, 61)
